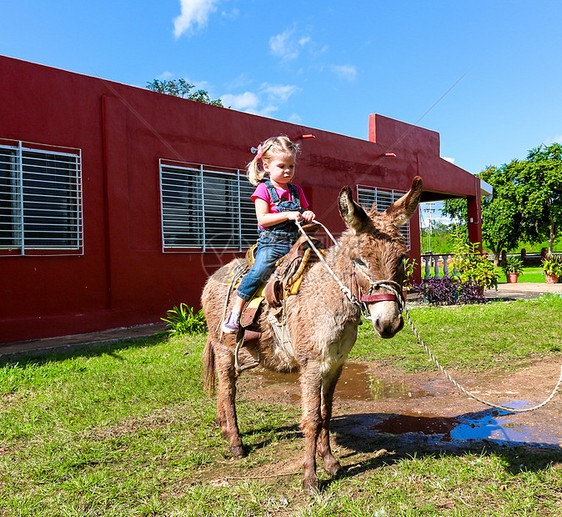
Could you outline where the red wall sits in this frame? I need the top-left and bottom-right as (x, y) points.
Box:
(0, 56), (481, 345)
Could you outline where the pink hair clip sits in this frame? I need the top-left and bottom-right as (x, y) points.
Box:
(255, 144), (263, 160)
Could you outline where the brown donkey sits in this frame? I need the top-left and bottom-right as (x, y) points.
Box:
(202, 176), (423, 491)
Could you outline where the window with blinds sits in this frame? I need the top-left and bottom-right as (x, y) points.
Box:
(159, 160), (258, 252)
(0, 141), (83, 255)
(356, 185), (411, 248)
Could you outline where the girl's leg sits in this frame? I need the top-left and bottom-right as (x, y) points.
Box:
(222, 235), (290, 333)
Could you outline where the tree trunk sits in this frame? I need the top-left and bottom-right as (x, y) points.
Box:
(549, 220), (555, 254)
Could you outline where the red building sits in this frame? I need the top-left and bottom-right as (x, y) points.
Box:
(0, 55), (483, 345)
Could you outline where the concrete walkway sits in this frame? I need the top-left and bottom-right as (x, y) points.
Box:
(1, 282), (561, 360)
(486, 281), (562, 300)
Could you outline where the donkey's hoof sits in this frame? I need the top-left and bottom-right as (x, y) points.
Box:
(230, 445), (246, 458)
(324, 459), (342, 476)
(302, 475), (319, 493)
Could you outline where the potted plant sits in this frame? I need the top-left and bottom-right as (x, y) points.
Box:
(542, 254), (562, 284)
(502, 256), (523, 283)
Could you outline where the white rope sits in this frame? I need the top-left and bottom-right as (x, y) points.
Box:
(402, 302), (562, 413)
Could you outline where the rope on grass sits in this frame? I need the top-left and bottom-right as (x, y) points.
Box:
(402, 303), (562, 413)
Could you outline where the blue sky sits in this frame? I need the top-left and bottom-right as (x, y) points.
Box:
(2, 0), (562, 176)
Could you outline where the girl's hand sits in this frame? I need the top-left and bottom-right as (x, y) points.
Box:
(286, 211), (304, 221)
(301, 210), (316, 222)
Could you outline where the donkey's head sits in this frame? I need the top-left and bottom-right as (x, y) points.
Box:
(338, 176), (423, 338)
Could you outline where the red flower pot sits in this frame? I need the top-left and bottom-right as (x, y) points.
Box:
(506, 272), (519, 283)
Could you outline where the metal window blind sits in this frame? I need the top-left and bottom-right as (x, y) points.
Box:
(357, 185), (411, 248)
(160, 160), (258, 252)
(0, 142), (83, 255)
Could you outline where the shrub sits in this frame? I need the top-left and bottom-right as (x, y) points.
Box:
(161, 303), (207, 335)
(542, 254), (562, 277)
(452, 241), (499, 290)
(403, 257), (417, 289)
(415, 276), (486, 306)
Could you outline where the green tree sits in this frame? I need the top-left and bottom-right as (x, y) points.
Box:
(146, 78), (224, 107)
(478, 163), (523, 264)
(516, 143), (562, 253)
(443, 160), (541, 265)
(442, 198), (468, 238)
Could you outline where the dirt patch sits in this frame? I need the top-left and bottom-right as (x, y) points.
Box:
(238, 358), (562, 451)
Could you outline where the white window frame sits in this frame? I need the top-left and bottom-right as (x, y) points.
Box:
(356, 184), (411, 248)
(0, 139), (83, 256)
(159, 159), (258, 252)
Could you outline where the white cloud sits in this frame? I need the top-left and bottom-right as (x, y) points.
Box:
(261, 84), (299, 103)
(442, 156), (456, 164)
(221, 7), (239, 20)
(157, 71), (174, 80)
(173, 0), (219, 38)
(330, 64), (357, 82)
(220, 92), (260, 112)
(221, 83), (299, 117)
(269, 28), (310, 61)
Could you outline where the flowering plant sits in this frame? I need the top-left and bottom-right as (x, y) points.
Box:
(542, 254), (562, 277)
(415, 276), (486, 306)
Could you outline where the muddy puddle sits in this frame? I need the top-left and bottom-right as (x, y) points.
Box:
(372, 407), (561, 446)
(254, 362), (434, 403)
(253, 361), (562, 448)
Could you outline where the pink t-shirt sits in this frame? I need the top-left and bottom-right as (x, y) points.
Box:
(251, 182), (310, 230)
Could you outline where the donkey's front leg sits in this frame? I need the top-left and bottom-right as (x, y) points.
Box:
(216, 352), (245, 458)
(300, 365), (323, 492)
(317, 365), (343, 476)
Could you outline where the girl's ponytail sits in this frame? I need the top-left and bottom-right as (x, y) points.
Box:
(247, 152), (264, 186)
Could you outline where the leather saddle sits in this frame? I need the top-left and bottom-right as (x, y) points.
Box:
(239, 223), (324, 330)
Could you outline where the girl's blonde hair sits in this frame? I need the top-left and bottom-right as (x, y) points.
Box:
(247, 136), (299, 186)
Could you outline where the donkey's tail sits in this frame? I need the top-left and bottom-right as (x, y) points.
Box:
(203, 335), (216, 396)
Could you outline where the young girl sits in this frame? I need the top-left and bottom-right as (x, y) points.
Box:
(221, 136), (316, 333)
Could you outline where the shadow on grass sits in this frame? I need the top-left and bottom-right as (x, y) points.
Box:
(233, 408), (561, 490)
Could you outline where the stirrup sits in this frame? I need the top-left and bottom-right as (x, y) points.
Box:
(234, 330), (260, 372)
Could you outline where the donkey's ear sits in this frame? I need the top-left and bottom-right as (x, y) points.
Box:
(338, 186), (371, 233)
(384, 176), (423, 226)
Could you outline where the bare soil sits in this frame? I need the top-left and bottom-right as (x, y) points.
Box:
(206, 358), (562, 486)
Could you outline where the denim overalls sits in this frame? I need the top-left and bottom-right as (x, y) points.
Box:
(237, 180), (303, 301)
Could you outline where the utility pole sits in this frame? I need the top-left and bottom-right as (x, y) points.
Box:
(426, 202), (434, 253)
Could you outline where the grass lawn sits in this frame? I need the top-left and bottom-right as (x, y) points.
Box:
(1, 295), (561, 516)
(498, 267), (549, 284)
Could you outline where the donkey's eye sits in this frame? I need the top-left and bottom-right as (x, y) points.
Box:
(352, 257), (367, 267)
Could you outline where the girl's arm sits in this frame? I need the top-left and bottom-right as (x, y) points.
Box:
(254, 198), (305, 228)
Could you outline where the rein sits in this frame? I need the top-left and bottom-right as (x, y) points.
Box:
(295, 220), (561, 413)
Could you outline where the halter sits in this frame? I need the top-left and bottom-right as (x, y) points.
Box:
(351, 262), (405, 307)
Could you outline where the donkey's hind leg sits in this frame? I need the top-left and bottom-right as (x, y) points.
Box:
(317, 365), (343, 476)
(215, 346), (245, 458)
